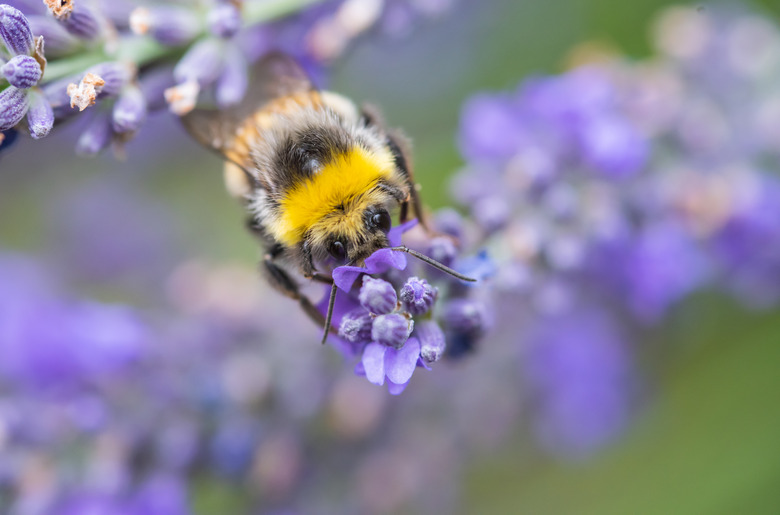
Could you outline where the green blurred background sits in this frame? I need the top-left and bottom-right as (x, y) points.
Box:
(3, 0), (780, 513)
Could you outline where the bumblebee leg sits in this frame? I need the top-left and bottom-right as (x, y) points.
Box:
(386, 131), (431, 232)
(261, 254), (335, 332)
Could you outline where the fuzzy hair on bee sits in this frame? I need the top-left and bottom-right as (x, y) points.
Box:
(180, 53), (475, 343)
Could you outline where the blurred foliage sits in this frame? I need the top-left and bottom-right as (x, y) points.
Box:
(465, 295), (780, 513)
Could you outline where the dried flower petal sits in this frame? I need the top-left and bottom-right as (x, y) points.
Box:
(43, 0), (73, 20)
(164, 79), (199, 115)
(67, 72), (105, 111)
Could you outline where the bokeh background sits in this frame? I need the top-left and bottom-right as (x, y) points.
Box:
(2, 0), (780, 513)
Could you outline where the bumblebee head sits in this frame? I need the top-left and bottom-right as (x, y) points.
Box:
(323, 206), (393, 265)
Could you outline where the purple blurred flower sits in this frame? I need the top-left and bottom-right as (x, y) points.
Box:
(524, 309), (634, 458)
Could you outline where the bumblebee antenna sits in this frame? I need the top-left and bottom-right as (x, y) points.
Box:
(389, 246), (477, 282)
(321, 281), (339, 345)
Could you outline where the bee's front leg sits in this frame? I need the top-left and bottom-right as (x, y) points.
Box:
(261, 254), (335, 333)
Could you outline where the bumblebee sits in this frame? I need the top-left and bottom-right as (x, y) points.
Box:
(181, 53), (474, 342)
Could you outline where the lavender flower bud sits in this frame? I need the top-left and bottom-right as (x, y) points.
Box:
(0, 5), (34, 56)
(443, 299), (486, 335)
(371, 313), (413, 349)
(112, 84), (147, 133)
(1, 54), (41, 88)
(61, 6), (102, 40)
(416, 320), (446, 364)
(427, 236), (457, 268)
(26, 89), (53, 139)
(26, 15), (80, 56)
(174, 38), (224, 86)
(76, 109), (112, 156)
(139, 66), (175, 111)
(87, 62), (133, 97)
(338, 307), (373, 343)
(215, 43), (248, 109)
(0, 86), (29, 131)
(359, 276), (397, 314)
(130, 7), (201, 47)
(208, 3), (241, 39)
(399, 277), (437, 316)
(434, 207), (465, 239)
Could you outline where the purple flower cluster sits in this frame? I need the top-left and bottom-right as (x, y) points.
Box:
(452, 5), (780, 456)
(0, 4), (52, 138)
(0, 0), (454, 155)
(318, 219), (488, 394)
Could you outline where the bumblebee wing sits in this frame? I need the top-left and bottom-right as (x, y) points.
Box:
(179, 52), (316, 176)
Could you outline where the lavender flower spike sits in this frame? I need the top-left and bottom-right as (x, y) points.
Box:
(1, 54), (41, 88)
(0, 85), (29, 131)
(0, 4), (34, 56)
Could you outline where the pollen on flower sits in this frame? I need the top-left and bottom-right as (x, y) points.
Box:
(67, 72), (105, 111)
(164, 79), (199, 115)
(128, 7), (150, 35)
(43, 0), (73, 20)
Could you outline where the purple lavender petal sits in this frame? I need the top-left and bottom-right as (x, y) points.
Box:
(399, 277), (437, 315)
(525, 309), (634, 458)
(215, 43), (248, 108)
(0, 86), (29, 131)
(384, 337), (420, 385)
(361, 342), (387, 385)
(1, 54), (42, 88)
(338, 307), (374, 343)
(386, 379), (409, 395)
(578, 115), (648, 178)
(359, 276), (397, 314)
(26, 15), (80, 56)
(174, 38), (225, 86)
(0, 5), (34, 56)
(87, 62), (133, 97)
(387, 218), (418, 246)
(112, 84), (148, 133)
(26, 89), (53, 139)
(75, 109), (113, 155)
(458, 93), (526, 161)
(130, 474), (190, 515)
(130, 6), (201, 47)
(416, 321), (446, 363)
(371, 313), (412, 349)
(208, 2), (241, 39)
(332, 249), (408, 291)
(62, 6), (102, 40)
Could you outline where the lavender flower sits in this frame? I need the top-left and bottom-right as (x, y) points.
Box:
(1, 0), (448, 154)
(399, 276), (437, 315)
(359, 276), (398, 314)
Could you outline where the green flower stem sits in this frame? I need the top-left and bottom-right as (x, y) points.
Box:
(41, 0), (324, 84)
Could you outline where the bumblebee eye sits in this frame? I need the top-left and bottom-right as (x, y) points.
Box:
(328, 240), (347, 262)
(371, 210), (392, 233)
